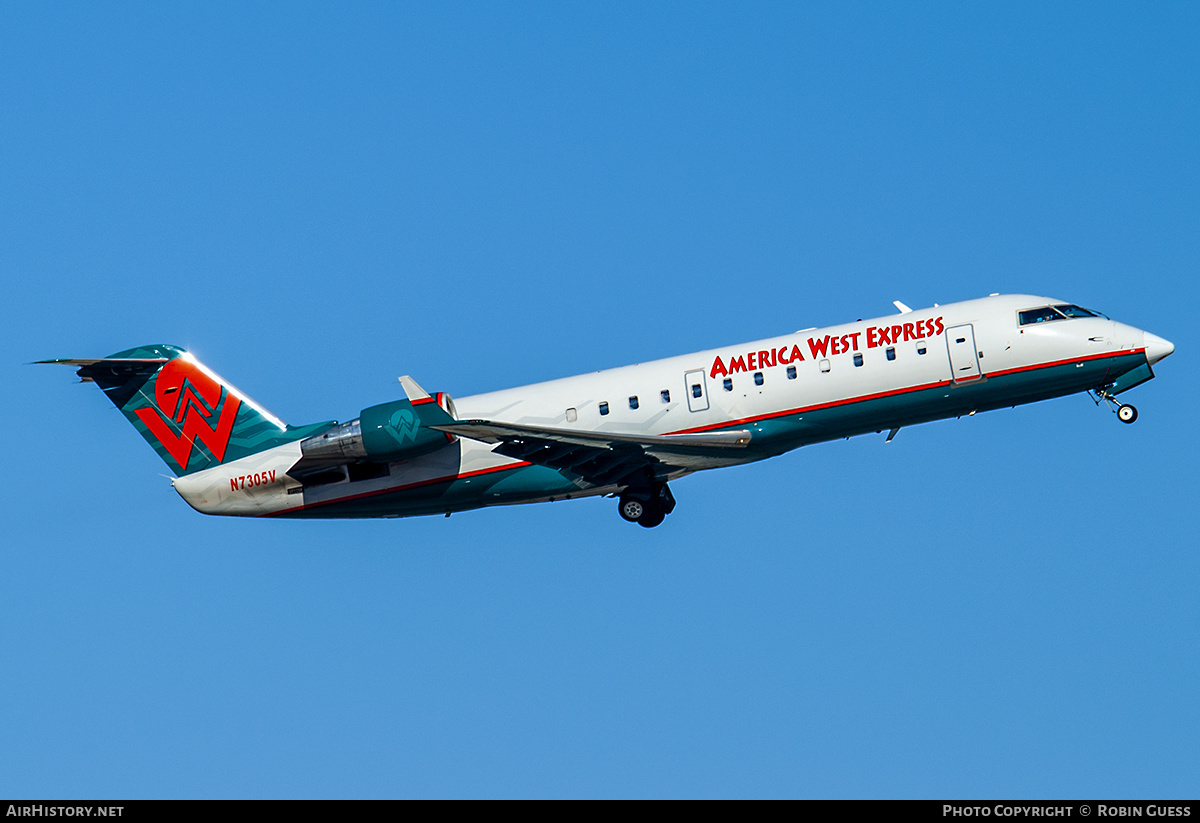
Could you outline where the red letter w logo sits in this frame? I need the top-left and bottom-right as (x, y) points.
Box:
(134, 357), (242, 471)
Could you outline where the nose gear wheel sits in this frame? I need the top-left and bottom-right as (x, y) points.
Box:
(1090, 386), (1138, 425)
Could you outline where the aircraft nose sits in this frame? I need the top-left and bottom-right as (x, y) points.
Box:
(1143, 331), (1175, 366)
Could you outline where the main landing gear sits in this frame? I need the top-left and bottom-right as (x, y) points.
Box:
(618, 483), (676, 528)
(1091, 386), (1138, 424)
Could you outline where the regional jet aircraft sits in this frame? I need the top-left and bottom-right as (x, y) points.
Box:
(42, 294), (1173, 527)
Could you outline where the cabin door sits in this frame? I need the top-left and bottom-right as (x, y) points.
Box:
(946, 324), (983, 382)
(684, 369), (709, 412)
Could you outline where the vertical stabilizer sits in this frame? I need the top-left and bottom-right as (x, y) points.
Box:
(41, 345), (328, 475)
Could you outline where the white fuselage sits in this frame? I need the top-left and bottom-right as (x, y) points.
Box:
(173, 294), (1168, 518)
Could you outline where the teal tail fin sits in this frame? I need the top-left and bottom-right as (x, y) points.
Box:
(41, 345), (331, 476)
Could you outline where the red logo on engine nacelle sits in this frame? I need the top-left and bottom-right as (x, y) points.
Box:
(134, 357), (241, 471)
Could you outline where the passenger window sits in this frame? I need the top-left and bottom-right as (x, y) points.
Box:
(660, 389), (670, 403)
(853, 353), (864, 367)
(599, 402), (609, 416)
(753, 371), (764, 386)
(692, 383), (703, 398)
(566, 407), (578, 422)
(787, 365), (797, 380)
(886, 347), (896, 361)
(723, 378), (733, 392)
(819, 359), (831, 373)
(917, 344), (927, 355)
(629, 396), (639, 410)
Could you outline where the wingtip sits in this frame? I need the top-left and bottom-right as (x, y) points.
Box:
(397, 375), (432, 402)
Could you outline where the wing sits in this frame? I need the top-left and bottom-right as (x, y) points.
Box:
(432, 419), (752, 489)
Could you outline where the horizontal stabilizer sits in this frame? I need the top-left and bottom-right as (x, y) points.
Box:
(37, 357), (170, 372)
(37, 355), (172, 407)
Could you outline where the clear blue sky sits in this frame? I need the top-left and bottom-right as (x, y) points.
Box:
(3, 2), (1196, 798)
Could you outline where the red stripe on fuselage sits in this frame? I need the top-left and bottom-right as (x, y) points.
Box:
(668, 347), (1146, 436)
(669, 378), (955, 435)
(986, 347), (1145, 379)
(262, 460), (530, 517)
(261, 347), (1148, 516)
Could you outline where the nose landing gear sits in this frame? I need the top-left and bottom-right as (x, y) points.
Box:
(1091, 386), (1138, 424)
(617, 483), (676, 528)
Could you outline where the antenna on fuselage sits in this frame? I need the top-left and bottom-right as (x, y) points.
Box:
(892, 301), (913, 314)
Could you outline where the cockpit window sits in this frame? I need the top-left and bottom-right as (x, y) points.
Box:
(1020, 304), (1109, 326)
(1019, 307), (1066, 325)
(1054, 304), (1106, 319)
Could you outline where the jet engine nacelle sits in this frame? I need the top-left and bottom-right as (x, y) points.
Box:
(298, 393), (457, 465)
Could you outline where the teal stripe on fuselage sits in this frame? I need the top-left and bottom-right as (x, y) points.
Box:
(269, 349), (1147, 519)
(708, 348), (1147, 457)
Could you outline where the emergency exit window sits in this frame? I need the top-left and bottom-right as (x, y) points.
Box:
(566, 407), (578, 422)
